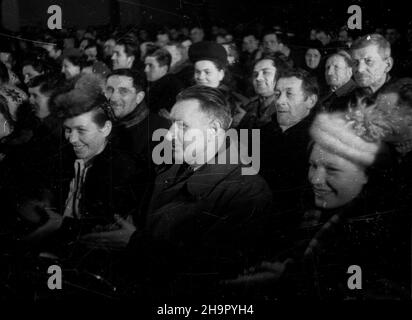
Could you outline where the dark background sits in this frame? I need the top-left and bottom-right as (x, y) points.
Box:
(0, 0), (410, 32)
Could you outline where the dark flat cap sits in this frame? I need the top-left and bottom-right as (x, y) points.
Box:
(188, 41), (228, 66)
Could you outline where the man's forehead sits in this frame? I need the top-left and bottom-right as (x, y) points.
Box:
(327, 55), (346, 66)
(352, 45), (382, 58)
(145, 56), (158, 64)
(276, 77), (302, 89)
(107, 75), (134, 87)
(170, 99), (202, 119)
(114, 44), (125, 53)
(254, 59), (276, 71)
(244, 35), (256, 41)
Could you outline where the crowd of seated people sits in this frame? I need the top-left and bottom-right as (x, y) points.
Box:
(0, 20), (411, 301)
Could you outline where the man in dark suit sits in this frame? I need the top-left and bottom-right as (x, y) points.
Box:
(84, 85), (273, 299)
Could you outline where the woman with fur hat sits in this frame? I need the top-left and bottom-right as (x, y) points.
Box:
(188, 41), (248, 127)
(223, 105), (410, 300)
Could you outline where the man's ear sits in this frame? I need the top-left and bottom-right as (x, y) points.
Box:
(101, 120), (112, 138)
(218, 69), (225, 82)
(385, 57), (394, 73)
(306, 94), (318, 109)
(136, 91), (145, 105)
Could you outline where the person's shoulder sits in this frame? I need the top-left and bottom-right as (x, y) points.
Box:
(98, 144), (137, 168)
(162, 73), (184, 88)
(224, 164), (271, 192)
(243, 96), (259, 111)
(147, 112), (170, 128)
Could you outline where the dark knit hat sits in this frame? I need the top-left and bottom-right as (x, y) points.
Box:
(188, 41), (228, 67)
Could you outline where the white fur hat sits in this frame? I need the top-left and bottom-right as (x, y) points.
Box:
(310, 111), (382, 166)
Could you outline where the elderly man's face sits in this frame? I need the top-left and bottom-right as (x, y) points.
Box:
(105, 75), (141, 119)
(351, 45), (391, 90)
(309, 143), (368, 209)
(166, 99), (214, 165)
(252, 59), (277, 97)
(275, 76), (315, 129)
(64, 111), (111, 163)
(325, 55), (352, 89)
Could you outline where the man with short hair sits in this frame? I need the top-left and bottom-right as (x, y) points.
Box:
(238, 55), (288, 128)
(105, 68), (169, 166)
(85, 85), (272, 298)
(260, 69), (318, 211)
(350, 34), (394, 95)
(112, 36), (142, 71)
(320, 51), (357, 112)
(144, 49), (184, 113)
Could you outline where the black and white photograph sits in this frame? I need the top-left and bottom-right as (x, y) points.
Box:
(0, 0), (411, 312)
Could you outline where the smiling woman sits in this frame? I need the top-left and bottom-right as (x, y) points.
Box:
(225, 105), (409, 299)
(308, 111), (382, 209)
